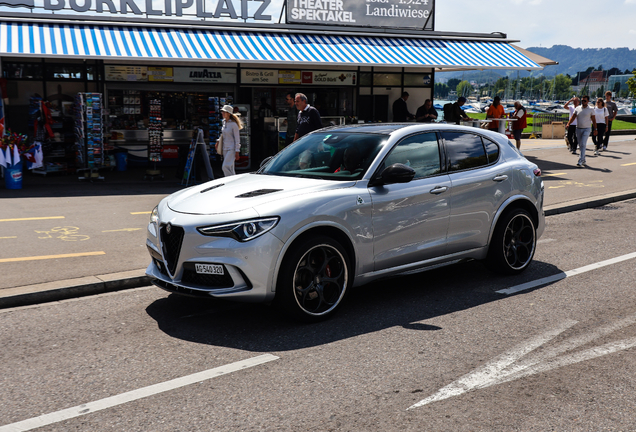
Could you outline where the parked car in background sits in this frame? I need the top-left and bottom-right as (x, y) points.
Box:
(146, 124), (544, 321)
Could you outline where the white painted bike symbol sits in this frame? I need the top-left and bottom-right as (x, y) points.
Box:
(35, 226), (90, 242)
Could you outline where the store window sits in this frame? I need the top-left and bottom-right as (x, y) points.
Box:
(2, 62), (43, 80)
(46, 64), (85, 80)
(374, 73), (401, 86)
(403, 74), (432, 87)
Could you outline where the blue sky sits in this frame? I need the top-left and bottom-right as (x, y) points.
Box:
(435, 0), (636, 49)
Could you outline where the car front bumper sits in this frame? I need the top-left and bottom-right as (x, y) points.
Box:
(145, 207), (284, 303)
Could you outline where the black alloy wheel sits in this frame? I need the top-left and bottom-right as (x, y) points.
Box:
(486, 208), (536, 275)
(276, 236), (350, 322)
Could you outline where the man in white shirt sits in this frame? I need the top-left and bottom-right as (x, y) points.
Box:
(566, 95), (597, 167)
(563, 97), (579, 154)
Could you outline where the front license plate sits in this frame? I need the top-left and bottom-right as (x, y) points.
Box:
(195, 264), (224, 275)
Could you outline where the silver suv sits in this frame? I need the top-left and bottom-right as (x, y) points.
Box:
(146, 124), (544, 321)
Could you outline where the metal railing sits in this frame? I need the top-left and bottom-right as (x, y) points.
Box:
(531, 113), (570, 137)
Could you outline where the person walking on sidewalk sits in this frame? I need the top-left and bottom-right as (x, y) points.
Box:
(603, 90), (618, 151)
(294, 93), (322, 141)
(564, 97), (580, 154)
(566, 95), (597, 167)
(219, 105), (243, 177)
(592, 98), (609, 156)
(511, 101), (527, 150)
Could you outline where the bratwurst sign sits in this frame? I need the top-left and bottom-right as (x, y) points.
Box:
(287, 0), (433, 29)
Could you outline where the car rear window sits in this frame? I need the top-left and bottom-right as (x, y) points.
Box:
(442, 132), (488, 172)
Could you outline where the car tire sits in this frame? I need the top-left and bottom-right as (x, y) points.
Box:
(486, 208), (536, 275)
(276, 236), (351, 322)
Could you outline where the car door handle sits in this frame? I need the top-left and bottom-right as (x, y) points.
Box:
(493, 174), (508, 182)
(429, 186), (449, 195)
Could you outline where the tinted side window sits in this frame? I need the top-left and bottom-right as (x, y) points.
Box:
(384, 132), (441, 179)
(483, 138), (500, 163)
(442, 132), (488, 172)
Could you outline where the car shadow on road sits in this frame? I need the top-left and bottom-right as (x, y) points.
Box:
(146, 258), (562, 352)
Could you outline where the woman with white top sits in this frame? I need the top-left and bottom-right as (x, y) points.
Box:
(592, 98), (609, 156)
(218, 105), (243, 176)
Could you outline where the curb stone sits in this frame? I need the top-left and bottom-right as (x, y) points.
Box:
(0, 269), (151, 309)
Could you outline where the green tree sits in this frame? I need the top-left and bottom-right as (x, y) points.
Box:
(546, 74), (572, 99)
(456, 80), (473, 98)
(627, 70), (636, 97)
(434, 83), (450, 99)
(447, 78), (461, 89)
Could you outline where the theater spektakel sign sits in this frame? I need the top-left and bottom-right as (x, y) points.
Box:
(286, 0), (434, 30)
(0, 0), (433, 29)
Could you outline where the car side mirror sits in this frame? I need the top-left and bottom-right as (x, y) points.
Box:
(372, 163), (416, 186)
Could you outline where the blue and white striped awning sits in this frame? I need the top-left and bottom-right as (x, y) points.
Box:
(0, 21), (542, 70)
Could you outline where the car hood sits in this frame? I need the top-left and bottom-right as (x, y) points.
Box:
(167, 173), (355, 215)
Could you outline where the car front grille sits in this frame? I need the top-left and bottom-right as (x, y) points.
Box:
(181, 263), (234, 288)
(160, 224), (184, 275)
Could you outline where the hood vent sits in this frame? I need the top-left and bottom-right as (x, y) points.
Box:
(236, 189), (282, 198)
(200, 183), (225, 193)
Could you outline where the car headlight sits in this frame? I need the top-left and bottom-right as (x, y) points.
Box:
(150, 206), (159, 224)
(197, 217), (280, 242)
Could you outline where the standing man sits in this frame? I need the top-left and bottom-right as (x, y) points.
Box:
(415, 99), (438, 123)
(511, 101), (527, 150)
(392, 92), (415, 122)
(443, 96), (470, 124)
(284, 92), (298, 147)
(603, 90), (618, 151)
(486, 96), (505, 132)
(294, 93), (322, 142)
(566, 95), (597, 167)
(564, 96), (580, 154)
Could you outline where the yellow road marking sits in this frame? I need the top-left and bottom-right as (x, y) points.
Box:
(0, 216), (65, 222)
(0, 236), (18, 239)
(543, 172), (567, 177)
(130, 211), (151, 215)
(0, 251), (105, 263)
(102, 228), (142, 232)
(621, 162), (636, 166)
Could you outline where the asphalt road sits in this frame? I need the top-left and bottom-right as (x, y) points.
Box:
(2, 199), (636, 431)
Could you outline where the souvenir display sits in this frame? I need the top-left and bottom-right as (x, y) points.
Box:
(148, 99), (163, 162)
(75, 93), (104, 169)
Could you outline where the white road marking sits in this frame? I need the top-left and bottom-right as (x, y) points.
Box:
(0, 354), (279, 432)
(497, 251), (636, 295)
(408, 320), (577, 409)
(409, 314), (636, 410)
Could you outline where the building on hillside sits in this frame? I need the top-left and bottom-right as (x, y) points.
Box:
(572, 71), (608, 94)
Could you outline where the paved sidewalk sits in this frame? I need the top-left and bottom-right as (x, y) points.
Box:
(1, 134), (635, 309)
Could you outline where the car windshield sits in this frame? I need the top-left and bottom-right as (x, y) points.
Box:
(258, 132), (387, 181)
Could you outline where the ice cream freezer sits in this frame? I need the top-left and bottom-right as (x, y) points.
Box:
(110, 129), (196, 166)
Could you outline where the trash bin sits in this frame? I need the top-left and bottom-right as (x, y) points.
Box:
(4, 161), (23, 189)
(115, 151), (128, 171)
